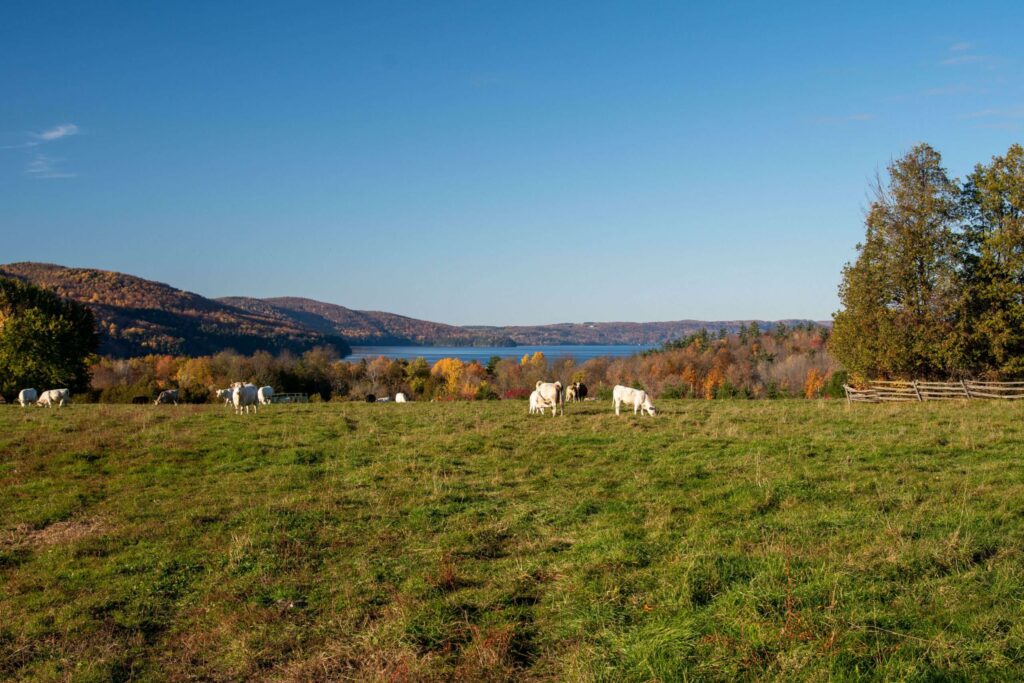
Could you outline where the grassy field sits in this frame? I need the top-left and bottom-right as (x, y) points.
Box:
(2, 399), (1024, 681)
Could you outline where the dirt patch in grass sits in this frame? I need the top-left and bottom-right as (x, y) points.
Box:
(2, 517), (112, 550)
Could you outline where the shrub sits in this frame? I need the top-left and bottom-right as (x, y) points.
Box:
(502, 388), (531, 400)
(659, 384), (688, 399)
(824, 370), (849, 399)
(475, 382), (499, 401)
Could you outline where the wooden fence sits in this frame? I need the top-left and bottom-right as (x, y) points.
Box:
(844, 380), (1024, 403)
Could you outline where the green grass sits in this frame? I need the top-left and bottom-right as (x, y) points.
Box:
(2, 399), (1024, 681)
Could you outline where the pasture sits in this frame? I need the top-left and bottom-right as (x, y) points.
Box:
(2, 400), (1024, 681)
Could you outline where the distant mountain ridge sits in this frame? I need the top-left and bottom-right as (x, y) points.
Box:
(1, 262), (828, 357)
(219, 296), (514, 346)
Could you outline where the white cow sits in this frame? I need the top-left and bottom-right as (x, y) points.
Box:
(154, 389), (179, 405)
(37, 388), (69, 408)
(257, 386), (274, 405)
(231, 382), (259, 415)
(529, 389), (556, 415)
(612, 385), (656, 416)
(395, 392), (407, 403)
(534, 381), (563, 417)
(18, 388), (38, 407)
(216, 388), (233, 405)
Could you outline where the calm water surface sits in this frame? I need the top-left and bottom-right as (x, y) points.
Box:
(345, 344), (656, 363)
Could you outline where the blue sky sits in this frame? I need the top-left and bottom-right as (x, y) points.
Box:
(3, 1), (1023, 325)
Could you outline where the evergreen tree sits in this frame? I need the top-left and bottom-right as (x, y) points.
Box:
(831, 144), (961, 379)
(958, 144), (1024, 377)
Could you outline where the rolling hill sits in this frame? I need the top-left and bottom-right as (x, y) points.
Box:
(1, 262), (828, 357)
(0, 263), (350, 358)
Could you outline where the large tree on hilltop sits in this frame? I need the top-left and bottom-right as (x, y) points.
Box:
(0, 277), (99, 398)
(831, 144), (961, 379)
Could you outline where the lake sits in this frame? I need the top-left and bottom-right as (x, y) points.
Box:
(344, 344), (657, 364)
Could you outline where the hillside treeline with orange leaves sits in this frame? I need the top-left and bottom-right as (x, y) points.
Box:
(579, 323), (842, 400)
(84, 322), (841, 403)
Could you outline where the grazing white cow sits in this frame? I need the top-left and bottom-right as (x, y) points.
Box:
(257, 386), (274, 405)
(395, 392), (407, 403)
(18, 388), (38, 407)
(529, 389), (556, 415)
(612, 385), (656, 416)
(231, 382), (259, 415)
(37, 388), (69, 408)
(154, 389), (179, 405)
(216, 388), (233, 405)
(376, 396), (392, 403)
(534, 381), (563, 417)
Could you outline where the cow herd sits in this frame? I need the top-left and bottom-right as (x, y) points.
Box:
(16, 387), (68, 407)
(210, 382), (275, 414)
(528, 381), (656, 417)
(11, 381), (657, 417)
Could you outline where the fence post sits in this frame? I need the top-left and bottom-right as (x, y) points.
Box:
(960, 379), (971, 400)
(912, 380), (923, 401)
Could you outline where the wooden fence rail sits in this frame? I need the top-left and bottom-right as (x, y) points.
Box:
(844, 380), (1024, 403)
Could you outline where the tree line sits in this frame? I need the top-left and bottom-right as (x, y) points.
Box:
(82, 321), (837, 403)
(832, 143), (1024, 381)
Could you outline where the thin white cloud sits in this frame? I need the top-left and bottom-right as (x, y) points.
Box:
(941, 54), (986, 66)
(0, 140), (39, 150)
(977, 122), (1022, 131)
(25, 153), (76, 179)
(34, 123), (79, 141)
(3, 123), (81, 178)
(812, 113), (876, 125)
(950, 41), (974, 52)
(2, 122), (81, 150)
(923, 84), (987, 97)
(962, 107), (1024, 119)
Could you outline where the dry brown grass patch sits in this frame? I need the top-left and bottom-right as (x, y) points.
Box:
(1, 517), (111, 550)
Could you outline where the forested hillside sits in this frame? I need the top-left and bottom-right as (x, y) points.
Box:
(0, 263), (350, 358)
